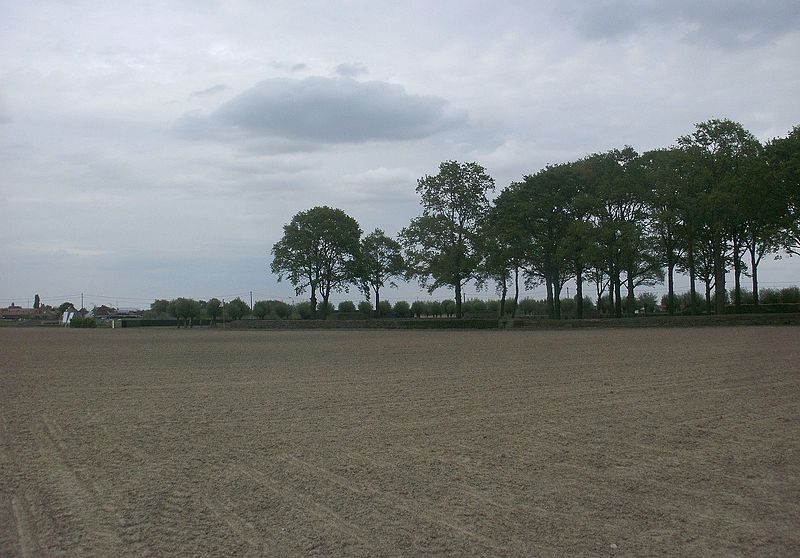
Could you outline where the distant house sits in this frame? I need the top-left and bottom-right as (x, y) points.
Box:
(2, 304), (59, 321)
(91, 305), (117, 319)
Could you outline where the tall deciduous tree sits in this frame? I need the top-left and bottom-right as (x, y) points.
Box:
(766, 125), (800, 258)
(400, 161), (494, 318)
(358, 229), (405, 318)
(206, 298), (221, 325)
(678, 119), (761, 314)
(511, 164), (578, 319)
(271, 206), (362, 319)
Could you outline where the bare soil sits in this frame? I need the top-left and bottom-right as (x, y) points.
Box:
(1, 327), (798, 556)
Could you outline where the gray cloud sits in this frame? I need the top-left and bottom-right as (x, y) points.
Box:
(565, 0), (800, 48)
(190, 84), (227, 98)
(334, 62), (368, 78)
(176, 76), (467, 144)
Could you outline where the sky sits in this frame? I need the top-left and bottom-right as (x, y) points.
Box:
(2, 0), (799, 310)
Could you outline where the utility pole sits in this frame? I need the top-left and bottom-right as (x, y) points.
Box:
(222, 298), (225, 329)
(250, 291), (253, 310)
(81, 293), (84, 309)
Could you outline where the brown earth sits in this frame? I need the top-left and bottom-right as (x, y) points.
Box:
(1, 326), (798, 556)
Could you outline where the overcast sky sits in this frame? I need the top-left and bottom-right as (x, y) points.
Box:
(2, 0), (799, 309)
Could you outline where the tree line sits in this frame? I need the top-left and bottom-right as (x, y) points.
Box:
(270, 119), (799, 319)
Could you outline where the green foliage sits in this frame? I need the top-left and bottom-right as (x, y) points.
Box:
(58, 302), (74, 315)
(69, 317), (97, 328)
(357, 300), (373, 315)
(410, 301), (427, 318)
(226, 297), (250, 321)
(151, 299), (170, 315)
(271, 301), (291, 319)
(393, 301), (411, 318)
(441, 299), (455, 317)
(358, 229), (405, 311)
(295, 301), (312, 319)
(780, 286), (800, 303)
(338, 300), (356, 313)
(377, 300), (391, 317)
(271, 206), (362, 318)
(400, 161), (494, 317)
(252, 300), (271, 319)
(429, 300), (443, 317)
(636, 292), (659, 314)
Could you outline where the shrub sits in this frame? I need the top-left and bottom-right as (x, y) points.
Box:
(358, 300), (373, 315)
(377, 300), (392, 317)
(429, 300), (443, 317)
(760, 288), (781, 304)
(295, 301), (312, 319)
(486, 299), (499, 313)
(780, 286), (800, 303)
(338, 300), (356, 313)
(393, 300), (411, 318)
(271, 301), (291, 319)
(70, 317), (97, 328)
(441, 299), (455, 317)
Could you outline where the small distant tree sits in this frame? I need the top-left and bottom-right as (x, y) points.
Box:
(429, 300), (443, 317)
(358, 229), (405, 318)
(636, 292), (659, 315)
(148, 299), (169, 317)
(33, 294), (40, 309)
(410, 301), (427, 318)
(357, 300), (373, 315)
(58, 302), (74, 315)
(252, 300), (271, 319)
(271, 301), (291, 319)
(377, 300), (391, 317)
(206, 298), (222, 325)
(338, 300), (356, 313)
(441, 299), (455, 317)
(295, 302), (312, 319)
(227, 297), (250, 321)
(393, 300), (411, 318)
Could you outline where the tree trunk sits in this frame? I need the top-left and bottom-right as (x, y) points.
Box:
(705, 281), (712, 314)
(576, 263), (584, 319)
(322, 292), (330, 319)
(512, 267), (520, 318)
(607, 274), (614, 318)
(626, 270), (635, 317)
(614, 273), (623, 318)
(733, 238), (742, 312)
(688, 242), (697, 316)
(750, 249), (760, 307)
(553, 276), (562, 320)
(713, 235), (726, 315)
(667, 258), (675, 316)
(374, 287), (381, 318)
(310, 286), (318, 319)
(455, 280), (463, 318)
(499, 279), (507, 317)
(545, 278), (554, 319)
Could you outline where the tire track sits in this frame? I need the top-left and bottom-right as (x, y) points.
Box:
(10, 494), (42, 558)
(235, 463), (370, 547)
(276, 453), (527, 554)
(36, 414), (124, 556)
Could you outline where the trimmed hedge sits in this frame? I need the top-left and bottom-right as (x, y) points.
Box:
(69, 317), (97, 328)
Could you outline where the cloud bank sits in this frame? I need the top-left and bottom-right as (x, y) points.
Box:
(176, 76), (467, 145)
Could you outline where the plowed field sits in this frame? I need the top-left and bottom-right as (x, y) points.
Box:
(1, 327), (798, 556)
